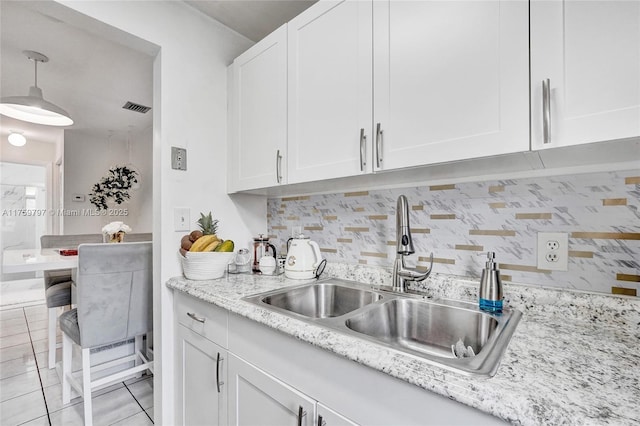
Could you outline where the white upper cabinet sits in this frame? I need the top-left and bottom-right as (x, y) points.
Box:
(287, 0), (373, 184)
(229, 24), (287, 192)
(373, 0), (529, 171)
(531, 0), (640, 149)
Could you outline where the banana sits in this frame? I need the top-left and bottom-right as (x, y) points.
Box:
(189, 234), (219, 252)
(215, 240), (235, 252)
(203, 240), (221, 252)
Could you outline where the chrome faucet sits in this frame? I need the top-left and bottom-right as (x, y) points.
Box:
(392, 195), (434, 292)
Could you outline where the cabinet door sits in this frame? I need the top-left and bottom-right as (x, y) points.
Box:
(531, 0), (640, 149)
(175, 325), (227, 426)
(230, 24), (287, 192)
(287, 0), (373, 183)
(373, 0), (529, 171)
(228, 354), (315, 426)
(317, 403), (359, 426)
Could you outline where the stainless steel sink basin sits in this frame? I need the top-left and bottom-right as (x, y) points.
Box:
(345, 299), (498, 359)
(252, 281), (382, 318)
(243, 278), (521, 377)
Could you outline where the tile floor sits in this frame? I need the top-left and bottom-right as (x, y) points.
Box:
(0, 304), (154, 425)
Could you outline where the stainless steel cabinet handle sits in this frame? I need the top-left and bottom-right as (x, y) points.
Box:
(297, 406), (306, 426)
(359, 128), (366, 172)
(375, 122), (383, 168)
(186, 312), (205, 323)
(542, 79), (551, 144)
(276, 149), (283, 183)
(216, 352), (224, 393)
(318, 414), (326, 426)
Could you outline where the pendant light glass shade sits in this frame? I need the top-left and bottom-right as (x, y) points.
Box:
(0, 51), (73, 127)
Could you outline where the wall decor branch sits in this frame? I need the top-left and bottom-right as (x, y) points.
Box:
(89, 165), (139, 211)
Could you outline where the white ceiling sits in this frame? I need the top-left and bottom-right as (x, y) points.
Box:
(186, 0), (317, 42)
(0, 1), (155, 144)
(1, 1), (315, 146)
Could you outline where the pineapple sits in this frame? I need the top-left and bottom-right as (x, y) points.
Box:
(197, 211), (219, 236)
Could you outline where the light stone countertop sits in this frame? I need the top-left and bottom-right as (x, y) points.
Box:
(166, 264), (640, 426)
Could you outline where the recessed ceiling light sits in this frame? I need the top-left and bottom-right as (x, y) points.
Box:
(8, 132), (27, 147)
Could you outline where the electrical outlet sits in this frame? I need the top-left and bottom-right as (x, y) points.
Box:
(171, 147), (187, 171)
(537, 232), (568, 271)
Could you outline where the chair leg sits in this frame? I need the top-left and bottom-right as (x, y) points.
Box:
(82, 348), (93, 426)
(48, 307), (57, 369)
(62, 333), (72, 404)
(134, 335), (143, 378)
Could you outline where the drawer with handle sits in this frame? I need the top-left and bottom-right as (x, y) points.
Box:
(174, 291), (228, 348)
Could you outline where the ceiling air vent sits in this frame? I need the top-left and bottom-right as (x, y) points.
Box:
(122, 101), (151, 114)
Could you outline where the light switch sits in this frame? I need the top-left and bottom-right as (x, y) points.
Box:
(174, 208), (190, 232)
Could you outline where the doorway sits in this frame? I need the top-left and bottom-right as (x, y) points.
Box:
(0, 162), (48, 307)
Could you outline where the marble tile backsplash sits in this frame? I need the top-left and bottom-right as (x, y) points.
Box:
(267, 170), (640, 295)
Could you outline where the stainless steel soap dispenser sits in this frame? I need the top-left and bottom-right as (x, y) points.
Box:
(479, 252), (503, 313)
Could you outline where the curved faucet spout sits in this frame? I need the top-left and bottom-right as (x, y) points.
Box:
(392, 252), (434, 292)
(392, 194), (435, 292)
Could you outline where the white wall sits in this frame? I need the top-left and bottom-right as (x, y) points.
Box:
(53, 1), (259, 423)
(0, 137), (57, 166)
(63, 127), (153, 234)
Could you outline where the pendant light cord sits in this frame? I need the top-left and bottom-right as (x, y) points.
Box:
(33, 58), (39, 88)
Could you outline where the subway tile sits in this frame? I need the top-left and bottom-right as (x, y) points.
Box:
(611, 287), (637, 296)
(455, 244), (484, 251)
(429, 184), (456, 191)
(515, 213), (553, 220)
(469, 230), (516, 237)
(572, 232), (640, 240)
(267, 169), (639, 294)
(360, 251), (388, 259)
(616, 274), (640, 283)
(431, 214), (456, 220)
(602, 198), (627, 206)
(344, 227), (369, 232)
(569, 250), (593, 258)
(488, 202), (507, 209)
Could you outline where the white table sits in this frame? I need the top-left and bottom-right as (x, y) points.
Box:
(2, 248), (78, 274)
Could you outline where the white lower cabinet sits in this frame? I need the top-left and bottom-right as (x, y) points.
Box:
(228, 354), (317, 426)
(174, 291), (502, 425)
(317, 403), (358, 426)
(175, 325), (227, 426)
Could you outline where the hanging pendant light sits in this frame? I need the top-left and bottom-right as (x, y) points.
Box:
(0, 50), (73, 126)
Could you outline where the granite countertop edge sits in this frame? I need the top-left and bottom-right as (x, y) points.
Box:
(166, 265), (640, 426)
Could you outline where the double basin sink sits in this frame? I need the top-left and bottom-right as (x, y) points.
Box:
(243, 278), (522, 377)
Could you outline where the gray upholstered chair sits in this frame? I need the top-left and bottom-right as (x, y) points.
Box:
(40, 234), (103, 369)
(60, 242), (153, 426)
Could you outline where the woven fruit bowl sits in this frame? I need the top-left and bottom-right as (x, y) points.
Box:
(179, 250), (235, 280)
